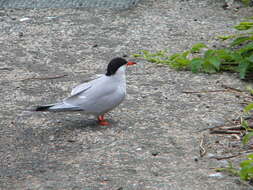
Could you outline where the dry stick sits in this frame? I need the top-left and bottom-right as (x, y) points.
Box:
(199, 135), (206, 157)
(182, 84), (252, 98)
(0, 67), (13, 71)
(21, 74), (67, 81)
(182, 89), (229, 94)
(213, 153), (242, 160)
(212, 150), (253, 160)
(221, 84), (243, 92)
(209, 130), (242, 135)
(214, 126), (244, 131)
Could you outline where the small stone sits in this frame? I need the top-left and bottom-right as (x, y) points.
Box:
(208, 173), (223, 178)
(18, 32), (23, 37)
(152, 171), (159, 176)
(218, 160), (229, 168)
(19, 17), (31, 22)
(49, 135), (54, 141)
(151, 151), (159, 156)
(67, 139), (76, 143)
(207, 153), (215, 158)
(222, 3), (229, 10)
(193, 156), (198, 162)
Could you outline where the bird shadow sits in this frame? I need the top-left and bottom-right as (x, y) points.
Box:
(59, 118), (118, 131)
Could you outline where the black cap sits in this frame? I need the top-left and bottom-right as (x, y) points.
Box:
(106, 57), (127, 76)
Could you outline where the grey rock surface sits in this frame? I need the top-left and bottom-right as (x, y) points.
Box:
(0, 0), (140, 9)
(0, 0), (252, 189)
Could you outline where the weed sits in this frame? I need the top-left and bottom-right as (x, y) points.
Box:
(134, 18), (253, 79)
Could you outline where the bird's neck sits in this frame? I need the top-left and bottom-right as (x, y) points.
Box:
(113, 66), (126, 80)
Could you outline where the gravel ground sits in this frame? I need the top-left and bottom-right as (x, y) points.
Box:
(0, 0), (253, 189)
(0, 0), (140, 9)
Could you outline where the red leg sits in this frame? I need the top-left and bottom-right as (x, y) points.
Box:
(97, 115), (109, 126)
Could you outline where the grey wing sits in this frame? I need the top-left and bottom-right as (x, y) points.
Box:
(70, 74), (103, 96)
(71, 82), (92, 96)
(62, 83), (93, 110)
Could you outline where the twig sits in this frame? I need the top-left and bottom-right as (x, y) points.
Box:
(21, 74), (67, 81)
(221, 84), (243, 92)
(222, 84), (253, 99)
(211, 150), (253, 161)
(0, 67), (13, 71)
(211, 125), (244, 131)
(198, 124), (242, 133)
(213, 153), (242, 160)
(182, 90), (228, 94)
(210, 130), (242, 135)
(183, 85), (253, 100)
(199, 135), (206, 157)
(220, 126), (244, 131)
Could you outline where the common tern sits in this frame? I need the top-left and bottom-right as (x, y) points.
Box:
(33, 57), (136, 126)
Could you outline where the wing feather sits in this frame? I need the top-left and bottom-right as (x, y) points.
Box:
(70, 74), (103, 96)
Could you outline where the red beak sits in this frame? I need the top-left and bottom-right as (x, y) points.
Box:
(127, 61), (137, 66)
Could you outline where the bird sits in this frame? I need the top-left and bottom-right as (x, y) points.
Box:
(33, 57), (137, 126)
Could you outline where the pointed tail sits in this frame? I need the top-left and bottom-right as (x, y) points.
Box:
(32, 103), (82, 112)
(32, 104), (54, 111)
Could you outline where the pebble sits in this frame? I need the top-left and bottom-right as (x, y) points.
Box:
(207, 153), (215, 158)
(19, 17), (31, 22)
(208, 173), (224, 178)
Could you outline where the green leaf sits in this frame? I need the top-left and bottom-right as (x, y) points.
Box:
(235, 22), (253, 31)
(240, 160), (253, 168)
(169, 53), (181, 61)
(155, 50), (166, 57)
(140, 50), (150, 55)
(146, 57), (160, 63)
(204, 49), (215, 58)
(238, 42), (253, 56)
(202, 61), (217, 73)
(239, 163), (253, 181)
(190, 58), (204, 73)
(243, 132), (253, 145)
(173, 56), (190, 67)
(238, 60), (249, 79)
(230, 51), (243, 62)
(190, 43), (207, 53)
(239, 166), (251, 180)
(244, 103), (253, 113)
(246, 54), (253, 63)
(218, 35), (235, 40)
(208, 57), (221, 70)
(231, 36), (251, 46)
(246, 86), (253, 95)
(242, 0), (251, 5)
(216, 49), (234, 60)
(242, 120), (250, 131)
(133, 54), (142, 57)
(247, 154), (253, 160)
(182, 51), (190, 58)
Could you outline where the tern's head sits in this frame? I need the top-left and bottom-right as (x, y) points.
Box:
(105, 57), (136, 76)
